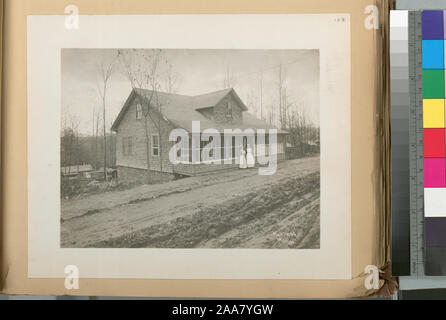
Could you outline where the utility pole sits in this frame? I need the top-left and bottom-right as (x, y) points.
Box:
(102, 86), (107, 180)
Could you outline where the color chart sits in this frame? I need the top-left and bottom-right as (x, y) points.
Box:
(423, 10), (446, 275)
(390, 10), (410, 276)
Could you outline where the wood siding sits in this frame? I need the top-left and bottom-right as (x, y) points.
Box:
(115, 96), (176, 174)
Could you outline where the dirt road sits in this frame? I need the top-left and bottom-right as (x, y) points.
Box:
(61, 157), (320, 248)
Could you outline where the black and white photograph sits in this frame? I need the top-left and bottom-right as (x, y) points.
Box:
(59, 48), (320, 249)
(27, 14), (351, 280)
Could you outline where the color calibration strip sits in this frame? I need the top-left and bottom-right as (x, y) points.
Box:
(423, 10), (446, 275)
(390, 10), (411, 276)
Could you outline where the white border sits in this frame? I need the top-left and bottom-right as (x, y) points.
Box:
(28, 14), (351, 279)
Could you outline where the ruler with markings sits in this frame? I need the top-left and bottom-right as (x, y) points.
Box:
(408, 11), (425, 277)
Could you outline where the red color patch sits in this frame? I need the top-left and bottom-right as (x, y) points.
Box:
(424, 128), (446, 157)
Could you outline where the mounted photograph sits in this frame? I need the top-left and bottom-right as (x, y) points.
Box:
(60, 48), (320, 249)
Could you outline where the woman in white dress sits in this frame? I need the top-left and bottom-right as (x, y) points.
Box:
(239, 145), (247, 169)
(246, 144), (255, 168)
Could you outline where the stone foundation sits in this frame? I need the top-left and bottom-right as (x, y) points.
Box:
(117, 166), (176, 186)
(118, 154), (287, 184)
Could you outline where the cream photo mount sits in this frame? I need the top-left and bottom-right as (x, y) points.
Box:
(27, 14), (351, 279)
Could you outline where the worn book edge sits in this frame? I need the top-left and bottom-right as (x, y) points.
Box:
(0, 0), (393, 298)
(0, 0), (4, 293)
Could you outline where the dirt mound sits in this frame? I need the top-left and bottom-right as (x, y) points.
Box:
(91, 171), (320, 249)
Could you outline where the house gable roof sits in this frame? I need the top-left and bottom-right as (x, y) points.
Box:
(193, 88), (248, 111)
(111, 88), (284, 133)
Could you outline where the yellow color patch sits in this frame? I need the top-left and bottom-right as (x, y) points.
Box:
(423, 99), (445, 128)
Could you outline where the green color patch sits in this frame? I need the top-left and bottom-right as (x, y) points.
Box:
(423, 69), (445, 99)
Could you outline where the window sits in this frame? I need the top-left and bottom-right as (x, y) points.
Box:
(176, 136), (182, 158)
(136, 104), (143, 120)
(200, 137), (214, 161)
(122, 137), (133, 156)
(277, 142), (284, 154)
(226, 101), (232, 118)
(152, 134), (160, 156)
(128, 137), (133, 155)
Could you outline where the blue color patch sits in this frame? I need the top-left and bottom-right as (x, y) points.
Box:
(423, 40), (445, 69)
(423, 11), (444, 40)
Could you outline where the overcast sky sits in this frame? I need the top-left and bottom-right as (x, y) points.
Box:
(62, 49), (319, 135)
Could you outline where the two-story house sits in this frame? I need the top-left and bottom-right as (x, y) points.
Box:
(111, 88), (287, 184)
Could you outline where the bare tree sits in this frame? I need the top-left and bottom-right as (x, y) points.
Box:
(96, 59), (116, 180)
(259, 71), (263, 120)
(90, 107), (101, 170)
(118, 49), (165, 182)
(164, 62), (180, 93)
(283, 87), (289, 128)
(90, 108), (95, 168)
(246, 91), (258, 117)
(277, 64), (288, 129)
(61, 113), (80, 174)
(108, 118), (116, 168)
(266, 103), (276, 127)
(94, 109), (100, 170)
(222, 65), (236, 89)
(285, 103), (320, 158)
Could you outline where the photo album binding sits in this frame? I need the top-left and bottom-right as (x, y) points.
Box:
(0, 0), (392, 298)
